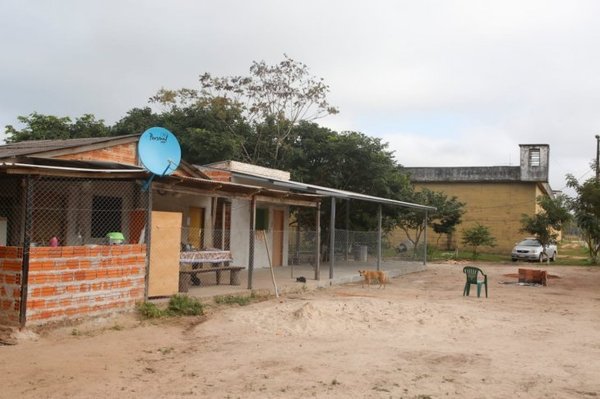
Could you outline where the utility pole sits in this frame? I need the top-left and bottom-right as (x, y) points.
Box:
(596, 134), (600, 182)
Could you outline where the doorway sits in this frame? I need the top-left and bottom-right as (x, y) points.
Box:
(188, 207), (205, 249)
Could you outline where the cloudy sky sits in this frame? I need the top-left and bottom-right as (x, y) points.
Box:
(2, 0), (600, 194)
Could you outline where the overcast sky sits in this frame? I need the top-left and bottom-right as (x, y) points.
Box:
(2, 0), (600, 194)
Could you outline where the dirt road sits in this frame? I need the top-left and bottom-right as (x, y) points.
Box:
(1, 264), (599, 398)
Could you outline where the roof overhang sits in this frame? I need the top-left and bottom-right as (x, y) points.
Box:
(0, 158), (321, 207)
(222, 169), (436, 211)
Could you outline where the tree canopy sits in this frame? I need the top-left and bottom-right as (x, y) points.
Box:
(393, 188), (465, 253)
(5, 112), (110, 142)
(150, 55), (338, 168)
(520, 194), (571, 262)
(566, 174), (600, 264)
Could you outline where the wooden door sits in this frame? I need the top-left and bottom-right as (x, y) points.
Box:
(272, 210), (284, 267)
(188, 207), (204, 249)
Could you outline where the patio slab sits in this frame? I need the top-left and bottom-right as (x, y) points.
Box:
(184, 259), (427, 300)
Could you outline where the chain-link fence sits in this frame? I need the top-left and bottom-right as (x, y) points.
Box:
(0, 175), (148, 326)
(288, 228), (427, 266)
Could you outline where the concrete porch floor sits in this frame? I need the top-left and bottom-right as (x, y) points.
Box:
(184, 259), (427, 300)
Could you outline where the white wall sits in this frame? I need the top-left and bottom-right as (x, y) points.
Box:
(229, 198), (289, 269)
(153, 191), (212, 248)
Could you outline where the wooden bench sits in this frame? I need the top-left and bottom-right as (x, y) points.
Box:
(178, 266), (245, 292)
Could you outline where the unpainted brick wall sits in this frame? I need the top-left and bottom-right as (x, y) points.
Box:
(25, 244), (146, 325)
(0, 247), (22, 326)
(57, 142), (138, 166)
(203, 170), (232, 182)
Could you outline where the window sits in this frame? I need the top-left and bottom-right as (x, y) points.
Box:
(529, 148), (540, 166)
(92, 196), (123, 238)
(255, 208), (269, 231)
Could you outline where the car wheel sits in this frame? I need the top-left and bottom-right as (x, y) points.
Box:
(512, 258), (518, 262)
(551, 252), (556, 262)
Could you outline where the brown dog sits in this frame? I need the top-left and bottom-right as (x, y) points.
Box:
(358, 270), (387, 288)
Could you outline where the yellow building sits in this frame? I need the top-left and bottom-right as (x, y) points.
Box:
(401, 144), (555, 253)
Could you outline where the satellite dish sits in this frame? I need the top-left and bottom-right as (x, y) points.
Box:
(138, 127), (181, 176)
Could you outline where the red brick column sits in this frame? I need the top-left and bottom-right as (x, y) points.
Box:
(0, 247), (23, 326)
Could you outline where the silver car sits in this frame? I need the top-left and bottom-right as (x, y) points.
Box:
(511, 238), (557, 262)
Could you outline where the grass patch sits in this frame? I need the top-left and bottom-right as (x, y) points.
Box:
(166, 294), (204, 316)
(137, 295), (204, 319)
(214, 294), (252, 306)
(214, 290), (270, 306)
(136, 302), (165, 319)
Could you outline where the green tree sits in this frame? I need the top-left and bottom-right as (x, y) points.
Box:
(111, 107), (161, 137)
(566, 174), (600, 264)
(461, 223), (496, 258)
(151, 55), (338, 167)
(520, 194), (571, 262)
(5, 112), (110, 142)
(394, 188), (465, 254)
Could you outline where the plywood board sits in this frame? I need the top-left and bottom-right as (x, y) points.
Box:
(148, 211), (182, 297)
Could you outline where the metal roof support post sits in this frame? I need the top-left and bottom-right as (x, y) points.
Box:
(345, 199), (350, 261)
(329, 197), (336, 280)
(377, 204), (382, 271)
(315, 201), (321, 281)
(19, 175), (33, 328)
(423, 210), (428, 265)
(247, 196), (256, 289)
(143, 182), (152, 300)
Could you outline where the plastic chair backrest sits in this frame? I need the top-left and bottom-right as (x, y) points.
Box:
(463, 266), (483, 283)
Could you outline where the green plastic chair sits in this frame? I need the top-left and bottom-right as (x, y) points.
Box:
(463, 266), (488, 298)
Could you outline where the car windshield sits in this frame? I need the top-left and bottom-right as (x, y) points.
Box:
(518, 239), (541, 246)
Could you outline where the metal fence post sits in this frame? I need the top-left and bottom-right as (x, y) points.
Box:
(377, 204), (382, 271)
(19, 175), (33, 328)
(423, 210), (428, 265)
(329, 197), (336, 279)
(143, 181), (152, 300)
(315, 201), (321, 281)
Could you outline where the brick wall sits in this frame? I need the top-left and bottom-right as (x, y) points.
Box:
(0, 247), (22, 326)
(203, 170), (232, 182)
(25, 244), (146, 325)
(57, 142), (138, 166)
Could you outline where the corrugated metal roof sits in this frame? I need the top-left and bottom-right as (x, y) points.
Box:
(216, 169), (436, 211)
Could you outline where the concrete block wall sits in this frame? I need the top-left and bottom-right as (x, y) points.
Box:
(0, 247), (22, 326)
(25, 244), (146, 325)
(391, 182), (538, 253)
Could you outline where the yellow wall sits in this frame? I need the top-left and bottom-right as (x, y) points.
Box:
(393, 182), (540, 253)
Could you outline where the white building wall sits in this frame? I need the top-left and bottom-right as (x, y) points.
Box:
(229, 198), (290, 269)
(153, 192), (212, 248)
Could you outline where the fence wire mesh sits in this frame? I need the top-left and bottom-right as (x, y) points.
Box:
(0, 176), (149, 247)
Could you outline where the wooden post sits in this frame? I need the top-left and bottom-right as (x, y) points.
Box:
(247, 196), (256, 290)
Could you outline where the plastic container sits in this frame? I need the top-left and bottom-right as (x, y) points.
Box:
(106, 232), (125, 245)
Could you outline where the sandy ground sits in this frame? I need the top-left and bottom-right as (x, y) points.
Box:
(1, 263), (599, 399)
